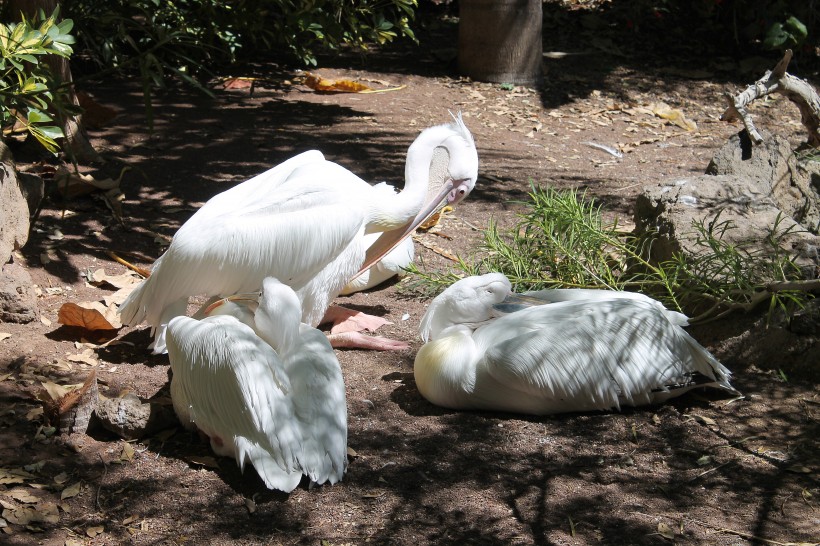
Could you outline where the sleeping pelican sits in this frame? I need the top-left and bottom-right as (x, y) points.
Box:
(120, 113), (478, 353)
(414, 273), (737, 415)
(166, 277), (347, 492)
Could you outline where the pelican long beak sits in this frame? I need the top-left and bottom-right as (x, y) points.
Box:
(492, 293), (546, 315)
(202, 292), (260, 316)
(351, 178), (464, 282)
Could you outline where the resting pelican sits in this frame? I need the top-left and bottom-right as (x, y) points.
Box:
(120, 113), (478, 353)
(166, 277), (347, 492)
(414, 273), (737, 415)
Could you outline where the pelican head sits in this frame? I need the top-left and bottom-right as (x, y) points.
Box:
(419, 273), (511, 342)
(443, 111), (478, 206)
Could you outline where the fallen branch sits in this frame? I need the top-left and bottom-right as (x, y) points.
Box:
(721, 49), (820, 146)
(688, 278), (820, 324)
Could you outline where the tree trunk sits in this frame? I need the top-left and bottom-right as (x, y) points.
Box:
(458, 0), (543, 86)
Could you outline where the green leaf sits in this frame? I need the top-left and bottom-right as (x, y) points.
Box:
(27, 109), (53, 123)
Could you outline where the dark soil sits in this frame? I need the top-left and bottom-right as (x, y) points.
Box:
(1, 6), (818, 546)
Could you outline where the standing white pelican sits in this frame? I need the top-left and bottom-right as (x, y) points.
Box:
(414, 273), (737, 415)
(119, 113), (478, 353)
(339, 234), (414, 295)
(166, 277), (347, 492)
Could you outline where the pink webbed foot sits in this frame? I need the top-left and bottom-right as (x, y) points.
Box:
(326, 331), (410, 351)
(321, 305), (409, 351)
(322, 304), (394, 334)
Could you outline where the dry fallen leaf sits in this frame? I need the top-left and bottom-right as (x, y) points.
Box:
(3, 502), (59, 525)
(60, 481), (82, 500)
(648, 101), (698, 131)
(302, 72), (405, 94)
(657, 521), (675, 540)
(118, 442), (135, 463)
(186, 455), (220, 469)
(222, 77), (255, 90)
(304, 72), (373, 93)
(8, 488), (39, 504)
(66, 348), (98, 367)
(87, 268), (141, 290)
(58, 302), (121, 331)
(0, 333), (11, 341)
(0, 468), (35, 485)
(104, 286), (136, 308)
(86, 525), (104, 537)
(685, 414), (717, 427)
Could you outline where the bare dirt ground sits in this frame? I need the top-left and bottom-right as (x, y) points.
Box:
(1, 6), (819, 546)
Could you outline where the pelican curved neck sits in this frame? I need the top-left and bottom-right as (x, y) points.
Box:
(371, 124), (457, 230)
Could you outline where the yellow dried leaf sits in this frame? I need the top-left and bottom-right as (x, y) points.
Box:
(58, 302), (120, 331)
(53, 472), (69, 485)
(303, 72), (373, 93)
(657, 521), (675, 539)
(122, 515), (138, 525)
(65, 539), (84, 546)
(118, 442), (135, 463)
(648, 101), (697, 131)
(86, 525), (104, 537)
(0, 373), (11, 382)
(60, 481), (82, 500)
(0, 332), (11, 341)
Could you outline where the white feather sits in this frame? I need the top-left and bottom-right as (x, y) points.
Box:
(166, 278), (347, 492)
(120, 116), (478, 354)
(414, 273), (738, 415)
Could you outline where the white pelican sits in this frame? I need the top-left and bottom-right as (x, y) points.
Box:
(339, 234), (414, 295)
(414, 273), (737, 415)
(119, 113), (478, 353)
(166, 277), (347, 492)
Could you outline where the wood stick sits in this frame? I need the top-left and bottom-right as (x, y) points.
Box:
(721, 49), (820, 146)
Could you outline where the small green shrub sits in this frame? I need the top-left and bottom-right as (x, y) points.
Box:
(405, 186), (813, 322)
(0, 8), (77, 153)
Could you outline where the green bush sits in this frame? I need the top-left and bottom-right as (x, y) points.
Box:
(61, 0), (416, 128)
(0, 8), (77, 153)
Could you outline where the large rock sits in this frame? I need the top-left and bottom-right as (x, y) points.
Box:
(0, 262), (38, 323)
(706, 131), (820, 231)
(94, 393), (177, 440)
(634, 131), (820, 277)
(0, 142), (30, 265)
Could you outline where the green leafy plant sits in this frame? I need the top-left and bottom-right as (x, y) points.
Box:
(764, 15), (808, 50)
(0, 8), (77, 153)
(406, 185), (814, 322)
(63, 0), (417, 127)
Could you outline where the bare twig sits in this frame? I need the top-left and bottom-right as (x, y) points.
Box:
(96, 453), (108, 512)
(721, 49), (820, 146)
